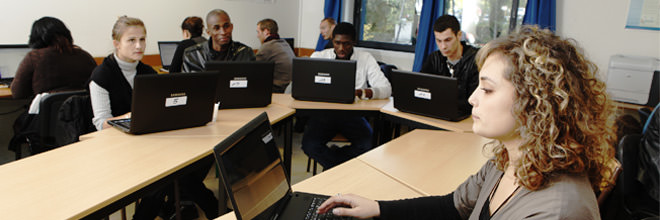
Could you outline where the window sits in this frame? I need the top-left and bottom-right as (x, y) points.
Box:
(353, 0), (423, 52)
(446, 0), (527, 46)
(352, 0), (527, 51)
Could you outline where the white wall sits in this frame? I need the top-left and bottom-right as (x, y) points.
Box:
(557, 0), (660, 77)
(0, 0), (300, 57)
(3, 0), (657, 73)
(298, 0), (325, 50)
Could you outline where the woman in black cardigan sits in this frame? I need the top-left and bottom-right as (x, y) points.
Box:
(88, 16), (155, 131)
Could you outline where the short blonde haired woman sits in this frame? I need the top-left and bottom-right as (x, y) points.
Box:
(88, 16), (156, 131)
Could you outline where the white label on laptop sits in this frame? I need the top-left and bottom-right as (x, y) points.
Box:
(165, 96), (187, 107)
(314, 73), (332, 84)
(262, 132), (273, 144)
(229, 77), (248, 88)
(414, 89), (432, 100)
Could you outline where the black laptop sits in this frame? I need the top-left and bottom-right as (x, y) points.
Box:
(391, 70), (470, 122)
(205, 61), (274, 109)
(108, 72), (219, 134)
(0, 44), (31, 85)
(213, 112), (362, 220)
(292, 57), (356, 104)
(158, 41), (179, 71)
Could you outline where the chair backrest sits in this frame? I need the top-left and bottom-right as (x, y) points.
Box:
(57, 94), (96, 145)
(38, 90), (87, 148)
(616, 134), (643, 197)
(377, 61), (398, 84)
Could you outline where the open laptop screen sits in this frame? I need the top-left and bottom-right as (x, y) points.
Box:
(0, 45), (31, 80)
(214, 113), (288, 220)
(291, 57), (357, 104)
(205, 61), (274, 109)
(158, 41), (179, 69)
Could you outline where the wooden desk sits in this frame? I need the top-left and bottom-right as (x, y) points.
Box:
(80, 103), (296, 182)
(0, 131), (228, 219)
(379, 98), (473, 133)
(290, 96), (390, 111)
(271, 93), (295, 107)
(0, 87), (11, 98)
(359, 129), (491, 196)
(215, 159), (424, 220)
(613, 100), (655, 111)
(82, 104), (293, 139)
(271, 93), (389, 111)
(0, 104), (295, 219)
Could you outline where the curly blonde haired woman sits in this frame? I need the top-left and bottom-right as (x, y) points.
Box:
(316, 26), (616, 220)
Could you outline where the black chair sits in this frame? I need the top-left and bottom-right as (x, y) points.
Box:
(606, 134), (660, 219)
(11, 90), (87, 159)
(377, 61), (398, 87)
(38, 90), (88, 150)
(57, 93), (96, 145)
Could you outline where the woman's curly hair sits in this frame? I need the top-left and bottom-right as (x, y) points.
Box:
(475, 26), (617, 191)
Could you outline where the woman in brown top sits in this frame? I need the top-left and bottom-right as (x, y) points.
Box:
(316, 26), (617, 219)
(11, 16), (96, 99)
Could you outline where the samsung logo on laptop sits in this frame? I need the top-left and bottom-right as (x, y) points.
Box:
(170, 92), (186, 97)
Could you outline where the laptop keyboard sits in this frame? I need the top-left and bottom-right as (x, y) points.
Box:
(304, 197), (353, 220)
(115, 119), (131, 129)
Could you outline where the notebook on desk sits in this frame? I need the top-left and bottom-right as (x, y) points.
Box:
(213, 112), (363, 220)
(205, 61), (274, 109)
(158, 41), (179, 72)
(292, 57), (356, 104)
(391, 70), (470, 122)
(108, 72), (219, 134)
(0, 44), (31, 85)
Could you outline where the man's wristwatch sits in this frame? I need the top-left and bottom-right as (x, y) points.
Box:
(360, 89), (370, 100)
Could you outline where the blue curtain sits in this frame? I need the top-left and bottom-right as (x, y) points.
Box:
(522, 0), (556, 31)
(315, 0), (343, 51)
(412, 0), (444, 72)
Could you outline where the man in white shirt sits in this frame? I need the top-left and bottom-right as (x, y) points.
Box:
(302, 22), (392, 169)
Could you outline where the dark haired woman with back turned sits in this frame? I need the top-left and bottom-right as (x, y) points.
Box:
(9, 16), (96, 155)
(316, 26), (617, 219)
(11, 16), (96, 99)
(169, 16), (206, 73)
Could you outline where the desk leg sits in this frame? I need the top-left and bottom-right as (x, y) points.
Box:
(373, 114), (384, 146)
(174, 180), (182, 220)
(377, 114), (395, 145)
(283, 117), (293, 183)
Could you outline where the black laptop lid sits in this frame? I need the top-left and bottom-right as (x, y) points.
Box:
(129, 72), (219, 134)
(292, 57), (356, 104)
(0, 44), (30, 80)
(213, 112), (289, 220)
(391, 70), (469, 121)
(158, 41), (179, 69)
(205, 61), (274, 109)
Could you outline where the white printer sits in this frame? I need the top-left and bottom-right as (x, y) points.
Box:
(607, 55), (660, 106)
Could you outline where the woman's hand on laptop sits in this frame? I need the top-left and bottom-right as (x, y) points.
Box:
(317, 193), (380, 219)
(102, 112), (132, 129)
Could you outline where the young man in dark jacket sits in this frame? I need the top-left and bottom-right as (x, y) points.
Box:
(182, 9), (255, 72)
(420, 15), (479, 115)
